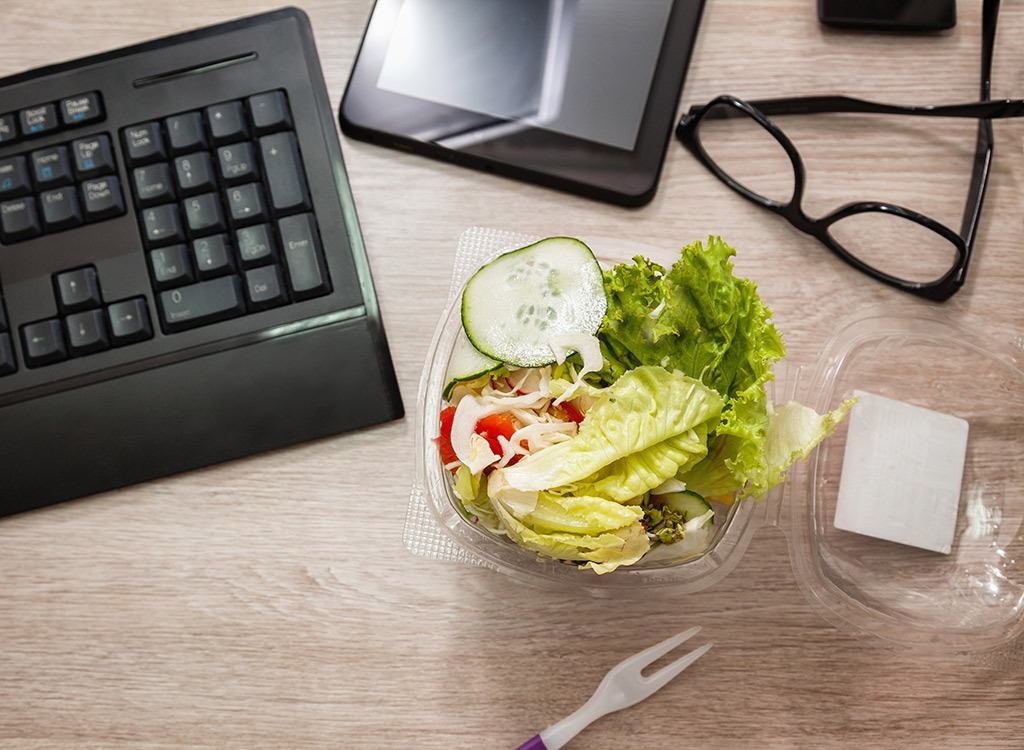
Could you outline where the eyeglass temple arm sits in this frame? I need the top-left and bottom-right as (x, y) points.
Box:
(959, 0), (999, 253)
(739, 1), (1003, 121)
(981, 0), (998, 99)
(734, 95), (1023, 120)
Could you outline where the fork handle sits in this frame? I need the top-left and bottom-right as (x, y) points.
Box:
(515, 735), (548, 750)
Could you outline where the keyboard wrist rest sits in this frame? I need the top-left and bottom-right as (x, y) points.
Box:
(0, 316), (403, 516)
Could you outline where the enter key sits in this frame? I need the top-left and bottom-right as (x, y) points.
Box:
(278, 213), (331, 299)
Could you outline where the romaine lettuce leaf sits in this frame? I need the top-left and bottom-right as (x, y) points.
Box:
(593, 236), (848, 502)
(489, 495), (650, 574)
(493, 365), (723, 502)
(682, 396), (855, 500)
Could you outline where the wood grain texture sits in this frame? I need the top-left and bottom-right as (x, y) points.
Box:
(1, 1), (1022, 748)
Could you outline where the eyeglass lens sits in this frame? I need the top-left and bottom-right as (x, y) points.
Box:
(826, 212), (962, 285)
(694, 102), (796, 204)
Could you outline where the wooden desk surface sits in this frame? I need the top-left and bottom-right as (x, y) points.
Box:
(2, 2), (1022, 748)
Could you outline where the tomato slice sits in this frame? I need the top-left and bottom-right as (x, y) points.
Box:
(435, 406), (459, 467)
(474, 412), (517, 457)
(560, 400), (585, 425)
(436, 408), (523, 471)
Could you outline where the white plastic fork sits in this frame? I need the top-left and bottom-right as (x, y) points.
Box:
(515, 626), (712, 750)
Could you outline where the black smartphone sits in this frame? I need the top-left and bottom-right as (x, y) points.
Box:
(818, 0), (956, 31)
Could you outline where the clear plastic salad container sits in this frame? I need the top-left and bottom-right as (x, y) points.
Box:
(407, 227), (1024, 669)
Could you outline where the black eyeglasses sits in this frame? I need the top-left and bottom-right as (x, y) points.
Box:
(675, 0), (1015, 301)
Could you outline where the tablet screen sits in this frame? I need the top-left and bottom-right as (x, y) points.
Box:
(340, 0), (706, 206)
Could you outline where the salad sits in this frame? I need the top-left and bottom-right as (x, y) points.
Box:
(435, 235), (851, 574)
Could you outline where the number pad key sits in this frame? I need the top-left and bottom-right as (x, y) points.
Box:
(142, 204), (185, 246)
(132, 163), (175, 207)
(226, 183), (267, 225)
(149, 244), (194, 288)
(216, 142), (257, 185)
(183, 192), (226, 235)
(236, 224), (276, 267)
(206, 101), (248, 144)
(124, 90), (332, 336)
(159, 275), (245, 332)
(124, 122), (166, 165)
(279, 213), (330, 299)
(174, 152), (216, 195)
(165, 112), (207, 154)
(192, 234), (234, 278)
(245, 265), (287, 310)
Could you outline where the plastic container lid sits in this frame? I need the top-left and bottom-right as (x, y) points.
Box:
(408, 227), (1024, 667)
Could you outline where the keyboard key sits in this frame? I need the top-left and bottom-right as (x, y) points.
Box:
(165, 111), (207, 154)
(124, 122), (166, 164)
(30, 146), (74, 189)
(107, 297), (153, 345)
(149, 244), (194, 288)
(65, 309), (109, 355)
(40, 186), (84, 231)
(19, 103), (58, 137)
(183, 192), (226, 235)
(192, 234), (234, 278)
(60, 92), (104, 126)
(0, 113), (17, 145)
(0, 298), (7, 330)
(174, 152), (216, 195)
(141, 203), (185, 246)
(0, 332), (15, 375)
(248, 91), (293, 134)
(81, 176), (125, 221)
(132, 163), (176, 207)
(236, 223), (276, 267)
(55, 266), (102, 312)
(278, 213), (330, 299)
(21, 318), (67, 367)
(71, 135), (117, 180)
(0, 197), (42, 242)
(245, 264), (287, 310)
(159, 275), (245, 332)
(226, 183), (267, 225)
(216, 142), (257, 184)
(0, 155), (32, 199)
(206, 101), (248, 144)
(259, 132), (311, 214)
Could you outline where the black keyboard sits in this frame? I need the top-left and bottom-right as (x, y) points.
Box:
(0, 9), (404, 517)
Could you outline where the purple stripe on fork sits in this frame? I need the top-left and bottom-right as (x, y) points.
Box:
(516, 735), (548, 750)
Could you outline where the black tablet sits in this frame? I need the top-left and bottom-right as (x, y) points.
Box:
(339, 0), (707, 207)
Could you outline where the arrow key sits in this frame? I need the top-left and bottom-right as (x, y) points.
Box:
(54, 265), (101, 312)
(65, 309), (109, 355)
(20, 319), (67, 367)
(108, 297), (153, 346)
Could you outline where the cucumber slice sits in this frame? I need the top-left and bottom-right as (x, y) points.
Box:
(443, 327), (502, 399)
(662, 491), (714, 523)
(461, 237), (607, 368)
